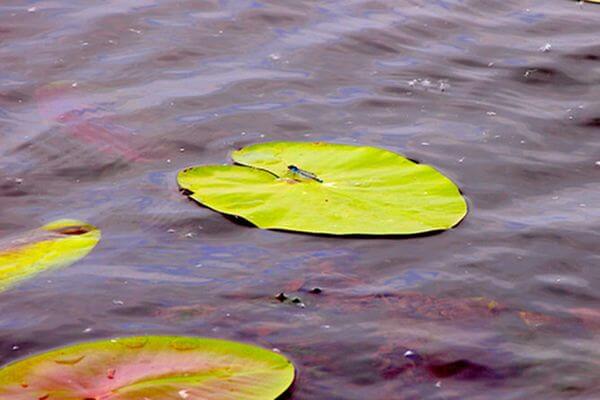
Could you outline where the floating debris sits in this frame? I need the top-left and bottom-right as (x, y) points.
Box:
(275, 292), (288, 302)
(275, 292), (305, 308)
(178, 389), (190, 399)
(407, 78), (449, 92)
(403, 349), (424, 364)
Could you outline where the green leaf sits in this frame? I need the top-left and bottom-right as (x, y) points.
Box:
(178, 141), (467, 235)
(0, 336), (295, 400)
(0, 219), (101, 292)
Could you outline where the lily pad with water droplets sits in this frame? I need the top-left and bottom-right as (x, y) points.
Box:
(0, 219), (101, 292)
(178, 141), (467, 235)
(0, 336), (295, 400)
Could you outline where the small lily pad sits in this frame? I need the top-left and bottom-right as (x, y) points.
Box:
(178, 141), (467, 235)
(0, 219), (101, 292)
(0, 336), (295, 400)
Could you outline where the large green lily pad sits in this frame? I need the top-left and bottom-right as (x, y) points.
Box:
(178, 142), (467, 235)
(0, 219), (101, 292)
(0, 336), (295, 400)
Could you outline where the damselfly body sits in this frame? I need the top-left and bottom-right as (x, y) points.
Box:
(287, 165), (323, 183)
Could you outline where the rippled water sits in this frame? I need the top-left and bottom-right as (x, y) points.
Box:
(1, 1), (599, 398)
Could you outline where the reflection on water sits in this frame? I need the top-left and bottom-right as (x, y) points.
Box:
(1, 0), (599, 398)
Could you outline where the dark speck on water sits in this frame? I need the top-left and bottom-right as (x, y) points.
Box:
(0, 1), (599, 399)
(275, 292), (289, 303)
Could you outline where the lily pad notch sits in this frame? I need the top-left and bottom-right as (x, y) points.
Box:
(178, 141), (468, 235)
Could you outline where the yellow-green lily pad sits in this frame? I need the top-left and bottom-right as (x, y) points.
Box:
(0, 219), (100, 292)
(0, 336), (295, 400)
(178, 142), (467, 235)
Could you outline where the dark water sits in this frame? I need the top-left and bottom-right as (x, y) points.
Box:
(1, 0), (599, 398)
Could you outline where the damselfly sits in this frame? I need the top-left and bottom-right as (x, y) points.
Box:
(288, 165), (323, 183)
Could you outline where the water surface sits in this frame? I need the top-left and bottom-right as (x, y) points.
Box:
(1, 1), (599, 398)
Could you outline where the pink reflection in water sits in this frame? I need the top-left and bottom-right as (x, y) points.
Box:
(34, 82), (149, 162)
